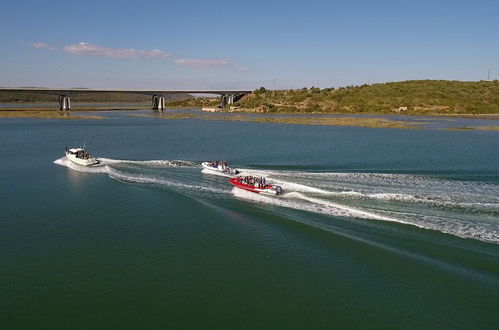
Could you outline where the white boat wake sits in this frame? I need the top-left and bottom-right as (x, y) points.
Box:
(54, 157), (499, 243)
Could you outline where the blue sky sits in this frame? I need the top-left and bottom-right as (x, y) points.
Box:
(1, 0), (498, 89)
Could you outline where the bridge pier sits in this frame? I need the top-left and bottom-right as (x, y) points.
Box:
(220, 94), (235, 108)
(58, 95), (71, 111)
(152, 95), (165, 111)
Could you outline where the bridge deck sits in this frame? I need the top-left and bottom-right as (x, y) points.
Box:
(0, 88), (252, 95)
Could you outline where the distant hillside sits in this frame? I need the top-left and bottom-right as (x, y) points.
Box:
(3, 81), (498, 115)
(235, 80), (499, 114)
(0, 91), (192, 103)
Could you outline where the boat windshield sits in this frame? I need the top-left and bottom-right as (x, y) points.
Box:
(67, 148), (91, 159)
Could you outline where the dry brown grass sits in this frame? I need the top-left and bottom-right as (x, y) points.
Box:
(444, 126), (499, 131)
(0, 110), (104, 119)
(152, 113), (421, 129)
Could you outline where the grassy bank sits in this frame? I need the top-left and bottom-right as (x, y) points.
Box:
(133, 113), (423, 129)
(0, 110), (104, 119)
(3, 108), (499, 130)
(168, 80), (499, 115)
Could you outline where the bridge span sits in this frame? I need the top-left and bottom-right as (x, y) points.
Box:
(0, 88), (252, 111)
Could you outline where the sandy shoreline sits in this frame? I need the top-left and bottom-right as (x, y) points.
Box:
(1, 107), (498, 130)
(1, 105), (498, 118)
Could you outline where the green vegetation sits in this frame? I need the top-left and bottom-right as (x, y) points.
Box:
(235, 80), (499, 115)
(3, 80), (498, 116)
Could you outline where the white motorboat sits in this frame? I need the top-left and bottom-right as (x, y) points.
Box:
(65, 147), (100, 166)
(202, 161), (240, 176)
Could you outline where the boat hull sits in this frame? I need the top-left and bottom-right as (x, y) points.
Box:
(202, 162), (240, 176)
(65, 152), (99, 166)
(201, 162), (223, 172)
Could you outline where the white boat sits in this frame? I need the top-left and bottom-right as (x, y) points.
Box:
(65, 147), (100, 166)
(202, 161), (240, 176)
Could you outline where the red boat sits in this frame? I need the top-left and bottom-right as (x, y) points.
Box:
(229, 176), (283, 196)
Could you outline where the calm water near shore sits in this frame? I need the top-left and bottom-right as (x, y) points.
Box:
(1, 110), (498, 328)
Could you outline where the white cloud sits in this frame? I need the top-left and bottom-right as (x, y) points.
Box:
(237, 66), (250, 72)
(63, 42), (172, 59)
(174, 58), (230, 68)
(30, 42), (56, 51)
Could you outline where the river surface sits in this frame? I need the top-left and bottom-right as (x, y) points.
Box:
(1, 110), (498, 328)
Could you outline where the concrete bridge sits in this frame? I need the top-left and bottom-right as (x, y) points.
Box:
(0, 87), (252, 111)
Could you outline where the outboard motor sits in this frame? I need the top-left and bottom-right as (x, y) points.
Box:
(275, 186), (283, 195)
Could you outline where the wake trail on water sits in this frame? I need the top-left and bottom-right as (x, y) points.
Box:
(54, 157), (226, 196)
(233, 168), (499, 243)
(54, 157), (197, 171)
(54, 157), (499, 243)
(233, 188), (398, 222)
(106, 167), (228, 195)
(240, 168), (499, 212)
(97, 157), (198, 168)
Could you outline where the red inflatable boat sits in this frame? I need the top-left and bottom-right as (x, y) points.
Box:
(229, 176), (283, 196)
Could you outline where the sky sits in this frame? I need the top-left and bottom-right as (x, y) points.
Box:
(1, 0), (498, 90)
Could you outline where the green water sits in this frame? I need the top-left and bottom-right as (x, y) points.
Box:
(1, 111), (498, 329)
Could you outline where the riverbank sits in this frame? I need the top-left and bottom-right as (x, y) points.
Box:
(445, 126), (499, 131)
(2, 108), (499, 130)
(137, 113), (422, 129)
(168, 80), (499, 116)
(2, 106), (498, 118)
(129, 112), (499, 130)
(0, 103), (149, 111)
(0, 110), (104, 119)
(0, 104), (146, 119)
